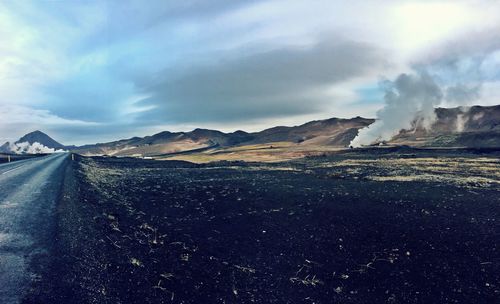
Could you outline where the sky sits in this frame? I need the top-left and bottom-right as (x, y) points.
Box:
(0, 0), (499, 145)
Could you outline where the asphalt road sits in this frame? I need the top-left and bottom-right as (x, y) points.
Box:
(0, 153), (69, 304)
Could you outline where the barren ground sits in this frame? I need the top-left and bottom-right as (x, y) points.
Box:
(27, 148), (500, 304)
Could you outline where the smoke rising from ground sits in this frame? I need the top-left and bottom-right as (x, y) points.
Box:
(350, 72), (443, 147)
(9, 142), (66, 154)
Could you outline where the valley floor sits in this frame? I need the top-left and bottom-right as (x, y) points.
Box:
(25, 149), (500, 304)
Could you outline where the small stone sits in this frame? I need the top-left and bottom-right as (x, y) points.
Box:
(130, 258), (142, 267)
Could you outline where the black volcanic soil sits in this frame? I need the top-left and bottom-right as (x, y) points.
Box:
(28, 150), (500, 304)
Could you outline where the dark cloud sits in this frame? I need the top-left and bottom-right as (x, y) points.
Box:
(135, 37), (388, 124)
(71, 0), (259, 53)
(45, 123), (152, 146)
(415, 26), (500, 66)
(43, 69), (134, 122)
(445, 83), (481, 104)
(412, 26), (500, 84)
(410, 26), (500, 105)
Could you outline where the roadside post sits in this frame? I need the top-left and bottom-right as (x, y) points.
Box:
(8, 155), (11, 162)
(72, 154), (74, 161)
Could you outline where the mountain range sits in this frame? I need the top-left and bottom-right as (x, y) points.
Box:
(1, 105), (499, 157)
(69, 116), (374, 157)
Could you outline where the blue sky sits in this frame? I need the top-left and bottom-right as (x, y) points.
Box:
(1, 0), (500, 145)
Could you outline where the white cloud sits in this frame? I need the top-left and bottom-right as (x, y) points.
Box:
(389, 2), (481, 54)
(479, 81), (500, 106)
(0, 105), (99, 143)
(0, 105), (98, 126)
(0, 0), (499, 143)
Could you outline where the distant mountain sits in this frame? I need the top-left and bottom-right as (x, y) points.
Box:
(1, 131), (66, 154)
(70, 128), (255, 157)
(3, 105), (499, 156)
(16, 130), (66, 149)
(71, 117), (375, 156)
(0, 142), (11, 154)
(70, 106), (500, 156)
(389, 105), (500, 147)
(251, 117), (374, 146)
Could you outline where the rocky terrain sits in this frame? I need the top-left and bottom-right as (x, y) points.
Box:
(26, 148), (500, 304)
(391, 105), (500, 147)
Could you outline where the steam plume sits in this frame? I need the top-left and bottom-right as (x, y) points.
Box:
(9, 142), (66, 154)
(350, 72), (443, 147)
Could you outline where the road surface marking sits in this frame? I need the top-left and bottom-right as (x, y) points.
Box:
(1, 164), (25, 175)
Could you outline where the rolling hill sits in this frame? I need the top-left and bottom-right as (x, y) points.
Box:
(70, 116), (374, 157)
(2, 105), (499, 157)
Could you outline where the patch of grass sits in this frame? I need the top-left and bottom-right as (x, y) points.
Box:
(159, 142), (344, 163)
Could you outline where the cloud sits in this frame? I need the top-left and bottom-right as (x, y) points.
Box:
(135, 37), (388, 124)
(43, 68), (136, 122)
(0, 105), (98, 143)
(445, 83), (481, 105)
(415, 26), (500, 68)
(0, 0), (499, 144)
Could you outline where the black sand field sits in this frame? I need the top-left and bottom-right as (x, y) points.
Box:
(27, 149), (499, 304)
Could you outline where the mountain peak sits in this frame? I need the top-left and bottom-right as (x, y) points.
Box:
(19, 130), (48, 138)
(16, 131), (65, 149)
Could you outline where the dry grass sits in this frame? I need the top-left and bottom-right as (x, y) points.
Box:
(158, 142), (344, 163)
(314, 156), (500, 188)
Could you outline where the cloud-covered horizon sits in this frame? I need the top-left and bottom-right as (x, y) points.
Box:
(1, 0), (500, 145)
